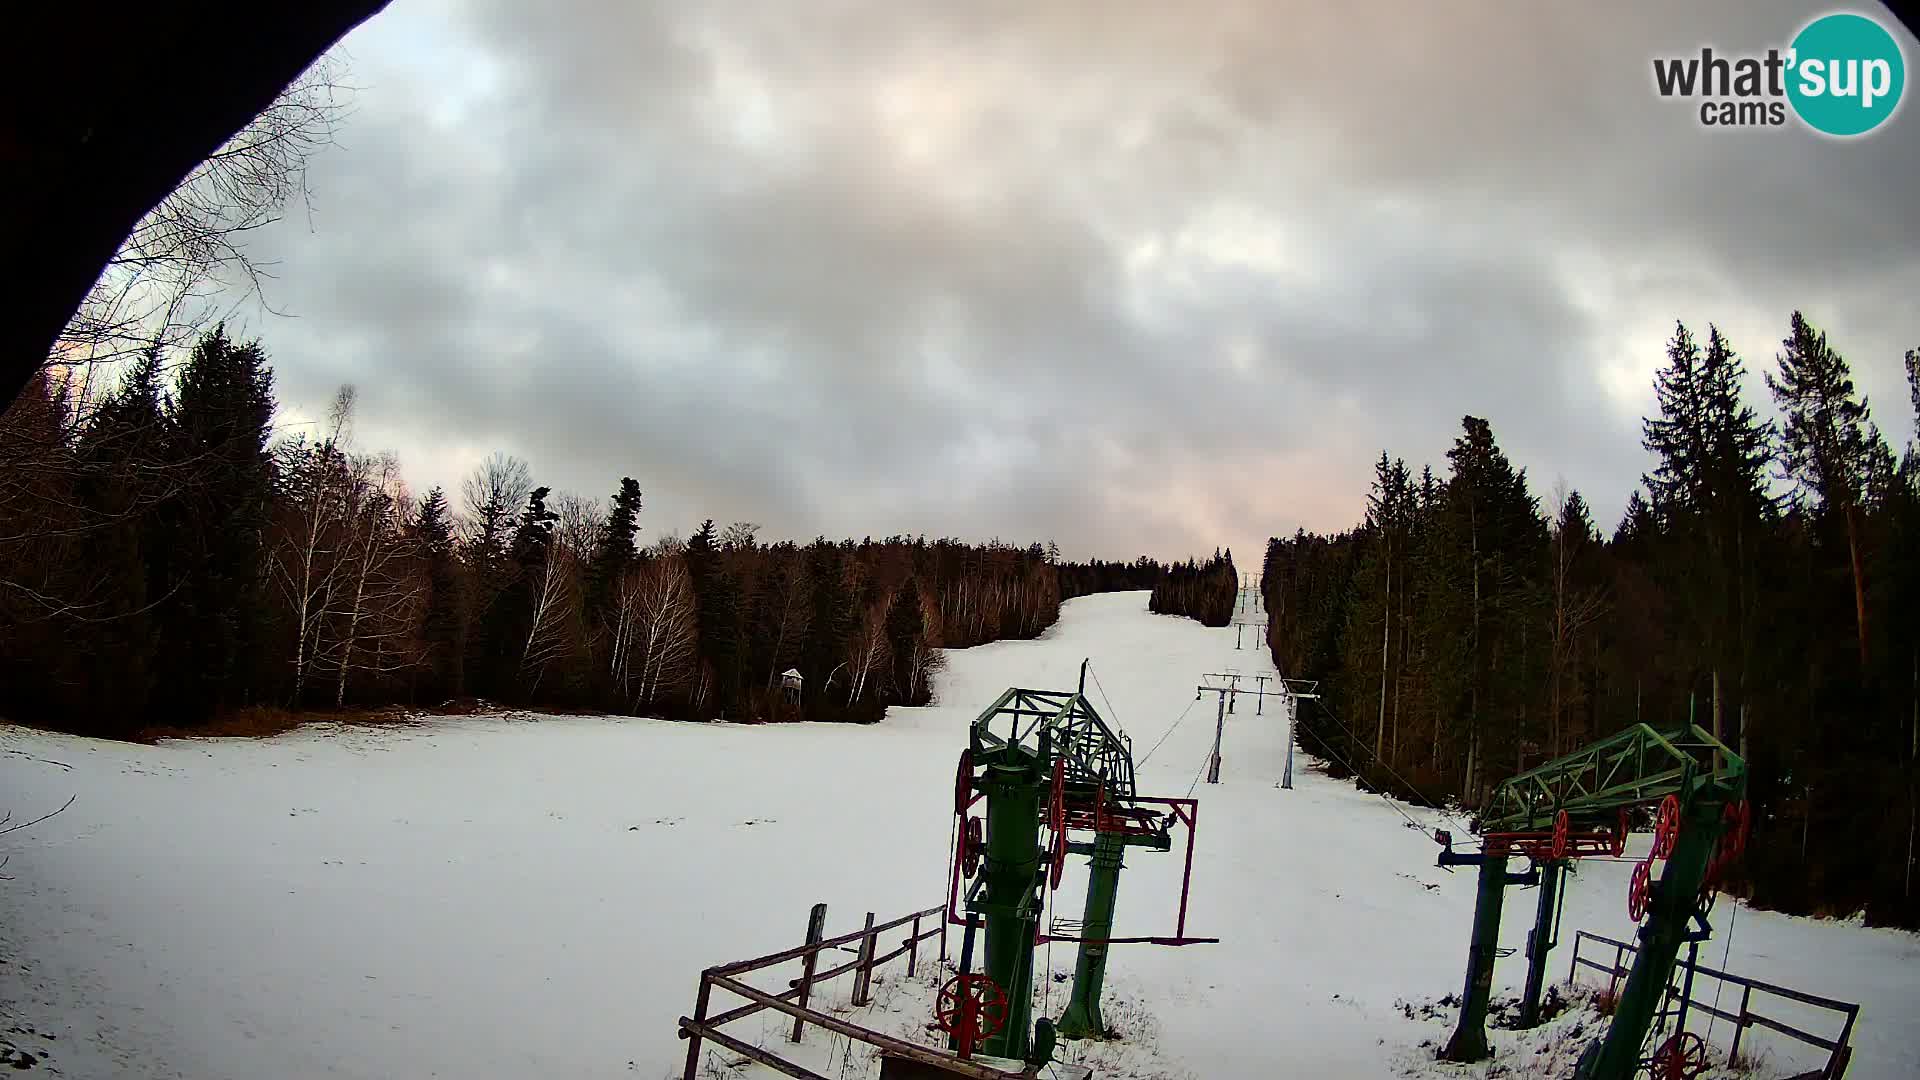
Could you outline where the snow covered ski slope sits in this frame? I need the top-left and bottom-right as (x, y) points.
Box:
(1, 592), (1914, 1078)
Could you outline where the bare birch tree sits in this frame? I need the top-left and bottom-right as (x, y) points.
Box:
(518, 541), (578, 696)
(324, 453), (424, 707)
(268, 387), (357, 703)
(845, 603), (890, 706)
(626, 554), (699, 710)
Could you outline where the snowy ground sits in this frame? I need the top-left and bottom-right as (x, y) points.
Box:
(1, 591), (1914, 1079)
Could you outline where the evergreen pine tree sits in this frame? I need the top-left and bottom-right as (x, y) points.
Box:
(586, 477), (642, 621)
(412, 486), (462, 699)
(1768, 312), (1879, 666)
(68, 351), (170, 728)
(153, 325), (277, 720)
(686, 518), (742, 716)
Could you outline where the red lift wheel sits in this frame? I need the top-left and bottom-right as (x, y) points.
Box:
(1612, 807), (1630, 858)
(935, 973), (1008, 1059)
(1723, 799), (1750, 861)
(1649, 1031), (1708, 1080)
(954, 748), (974, 817)
(961, 816), (984, 878)
(1551, 810), (1570, 860)
(1653, 795), (1681, 860)
(1049, 830), (1068, 889)
(1628, 860), (1652, 922)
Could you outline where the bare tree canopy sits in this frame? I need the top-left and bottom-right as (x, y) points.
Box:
(0, 3), (390, 409)
(55, 59), (353, 394)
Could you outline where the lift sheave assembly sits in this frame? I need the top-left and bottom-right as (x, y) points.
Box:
(1436, 722), (1751, 1080)
(937, 663), (1215, 1065)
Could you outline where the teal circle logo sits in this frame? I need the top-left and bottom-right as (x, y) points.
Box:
(1787, 13), (1905, 136)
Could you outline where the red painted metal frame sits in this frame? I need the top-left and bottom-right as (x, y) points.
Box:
(944, 791), (1218, 946)
(945, 791), (989, 927)
(1036, 796), (1218, 947)
(1482, 823), (1624, 861)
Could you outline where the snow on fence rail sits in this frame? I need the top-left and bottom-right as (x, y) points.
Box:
(1567, 929), (1859, 1079)
(676, 902), (1030, 1080)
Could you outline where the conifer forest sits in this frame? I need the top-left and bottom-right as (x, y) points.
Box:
(1265, 316), (1920, 927)
(0, 329), (1213, 735)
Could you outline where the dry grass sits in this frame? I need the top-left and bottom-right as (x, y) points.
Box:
(1723, 1043), (1776, 1076)
(134, 704), (417, 743)
(1591, 987), (1620, 1017)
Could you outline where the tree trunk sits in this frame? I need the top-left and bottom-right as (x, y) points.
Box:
(1377, 537), (1390, 765)
(1844, 502), (1869, 668)
(1711, 668), (1722, 742)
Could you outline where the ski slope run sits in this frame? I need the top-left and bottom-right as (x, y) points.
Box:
(0, 592), (1913, 1078)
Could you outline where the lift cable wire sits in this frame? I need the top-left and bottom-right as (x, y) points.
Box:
(1136, 695), (1200, 768)
(1705, 897), (1740, 1049)
(1290, 716), (1432, 833)
(1086, 664), (1126, 740)
(1307, 695), (1475, 832)
(1186, 743), (1213, 799)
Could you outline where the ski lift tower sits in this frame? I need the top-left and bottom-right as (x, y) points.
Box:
(1433, 723), (1748, 1080)
(1275, 678), (1318, 790)
(942, 661), (1215, 1061)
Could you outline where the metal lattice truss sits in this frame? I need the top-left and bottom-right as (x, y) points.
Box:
(968, 687), (1179, 843)
(970, 688), (1137, 801)
(1480, 723), (1746, 834)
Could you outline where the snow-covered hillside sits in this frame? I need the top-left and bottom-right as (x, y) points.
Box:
(1, 592), (1914, 1078)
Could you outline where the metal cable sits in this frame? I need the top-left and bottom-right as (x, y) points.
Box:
(1087, 665), (1125, 738)
(1137, 695), (1200, 768)
(1307, 696), (1474, 831)
(1705, 897), (1740, 1050)
(1293, 720), (1432, 833)
(1186, 744), (1212, 798)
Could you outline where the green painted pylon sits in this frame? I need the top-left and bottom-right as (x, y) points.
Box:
(1058, 830), (1126, 1037)
(1441, 848), (1510, 1062)
(1577, 802), (1724, 1080)
(1519, 859), (1563, 1028)
(978, 761), (1043, 1060)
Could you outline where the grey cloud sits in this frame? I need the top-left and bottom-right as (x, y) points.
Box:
(233, 0), (1919, 565)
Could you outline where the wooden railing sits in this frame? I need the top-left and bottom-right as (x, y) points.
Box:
(677, 902), (1032, 1080)
(1567, 929), (1859, 1078)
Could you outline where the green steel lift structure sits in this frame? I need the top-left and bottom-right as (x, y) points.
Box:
(1435, 722), (1749, 1080)
(939, 664), (1213, 1063)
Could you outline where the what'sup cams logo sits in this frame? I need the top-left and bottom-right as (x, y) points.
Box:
(1653, 11), (1906, 136)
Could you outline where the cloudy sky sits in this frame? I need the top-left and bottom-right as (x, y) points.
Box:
(237, 1), (1920, 565)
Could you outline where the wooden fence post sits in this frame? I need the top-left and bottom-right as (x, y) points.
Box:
(1729, 984), (1753, 1063)
(852, 911), (877, 1006)
(789, 903), (828, 1043)
(908, 913), (922, 977)
(682, 974), (713, 1080)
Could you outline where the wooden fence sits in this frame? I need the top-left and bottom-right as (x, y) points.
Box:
(677, 902), (1032, 1080)
(1567, 929), (1859, 1079)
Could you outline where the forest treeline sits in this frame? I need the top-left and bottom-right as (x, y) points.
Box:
(1149, 550), (1239, 626)
(1264, 313), (1919, 926)
(0, 328), (1212, 737)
